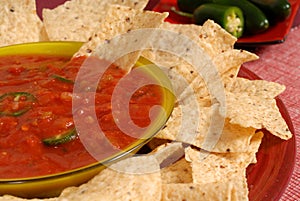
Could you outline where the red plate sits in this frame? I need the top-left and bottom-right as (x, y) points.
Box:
(239, 66), (296, 201)
(152, 0), (300, 46)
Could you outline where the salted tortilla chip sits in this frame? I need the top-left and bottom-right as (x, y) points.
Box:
(161, 175), (248, 201)
(0, 0), (44, 47)
(42, 0), (149, 42)
(185, 149), (254, 185)
(155, 105), (204, 145)
(141, 23), (212, 99)
(148, 142), (191, 184)
(150, 142), (184, 166)
(75, 5), (168, 56)
(179, 49), (257, 104)
(226, 91), (292, 140)
(213, 49), (258, 86)
(160, 22), (216, 58)
(59, 155), (161, 201)
(199, 20), (237, 54)
(141, 50), (209, 99)
(154, 104), (209, 148)
(229, 77), (286, 98)
(145, 20), (237, 59)
(140, 22), (219, 103)
(161, 158), (193, 184)
(140, 52), (214, 110)
(248, 131), (264, 164)
(156, 104), (260, 153)
(74, 5), (168, 71)
(144, 20), (236, 60)
(177, 49), (258, 105)
(182, 131), (262, 200)
(210, 120), (257, 153)
(147, 138), (171, 150)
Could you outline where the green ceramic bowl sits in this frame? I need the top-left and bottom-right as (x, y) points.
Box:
(0, 42), (175, 198)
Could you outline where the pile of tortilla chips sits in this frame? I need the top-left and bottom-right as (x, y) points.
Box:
(0, 0), (292, 200)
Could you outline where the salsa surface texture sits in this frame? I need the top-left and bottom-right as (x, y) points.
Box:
(0, 55), (163, 179)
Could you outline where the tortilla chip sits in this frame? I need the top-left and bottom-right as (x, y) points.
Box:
(247, 131), (264, 164)
(141, 51), (214, 109)
(144, 20), (237, 60)
(199, 20), (237, 54)
(75, 5), (168, 56)
(147, 138), (171, 150)
(150, 142), (184, 166)
(140, 22), (223, 103)
(155, 105), (206, 145)
(74, 5), (168, 71)
(176, 49), (257, 108)
(0, 0), (43, 47)
(42, 0), (149, 42)
(226, 91), (292, 140)
(141, 23), (213, 101)
(182, 131), (262, 200)
(59, 155), (161, 201)
(185, 149), (252, 185)
(229, 77), (286, 98)
(160, 22), (216, 58)
(213, 49), (258, 86)
(144, 20), (236, 60)
(161, 176), (248, 201)
(161, 158), (193, 184)
(156, 103), (260, 153)
(210, 120), (257, 153)
(141, 50), (209, 100)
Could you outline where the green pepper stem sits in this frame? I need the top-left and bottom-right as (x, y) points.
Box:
(170, 6), (193, 18)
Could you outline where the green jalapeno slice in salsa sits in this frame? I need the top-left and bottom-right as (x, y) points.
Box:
(0, 92), (37, 116)
(42, 128), (77, 146)
(51, 74), (74, 84)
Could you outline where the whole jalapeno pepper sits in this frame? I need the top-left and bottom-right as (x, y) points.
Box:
(248, 0), (291, 24)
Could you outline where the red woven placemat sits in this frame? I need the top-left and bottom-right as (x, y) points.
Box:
(243, 26), (300, 201)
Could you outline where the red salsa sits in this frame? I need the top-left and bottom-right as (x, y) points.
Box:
(0, 55), (163, 179)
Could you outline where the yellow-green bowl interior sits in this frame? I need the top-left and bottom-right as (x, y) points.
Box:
(0, 42), (175, 198)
